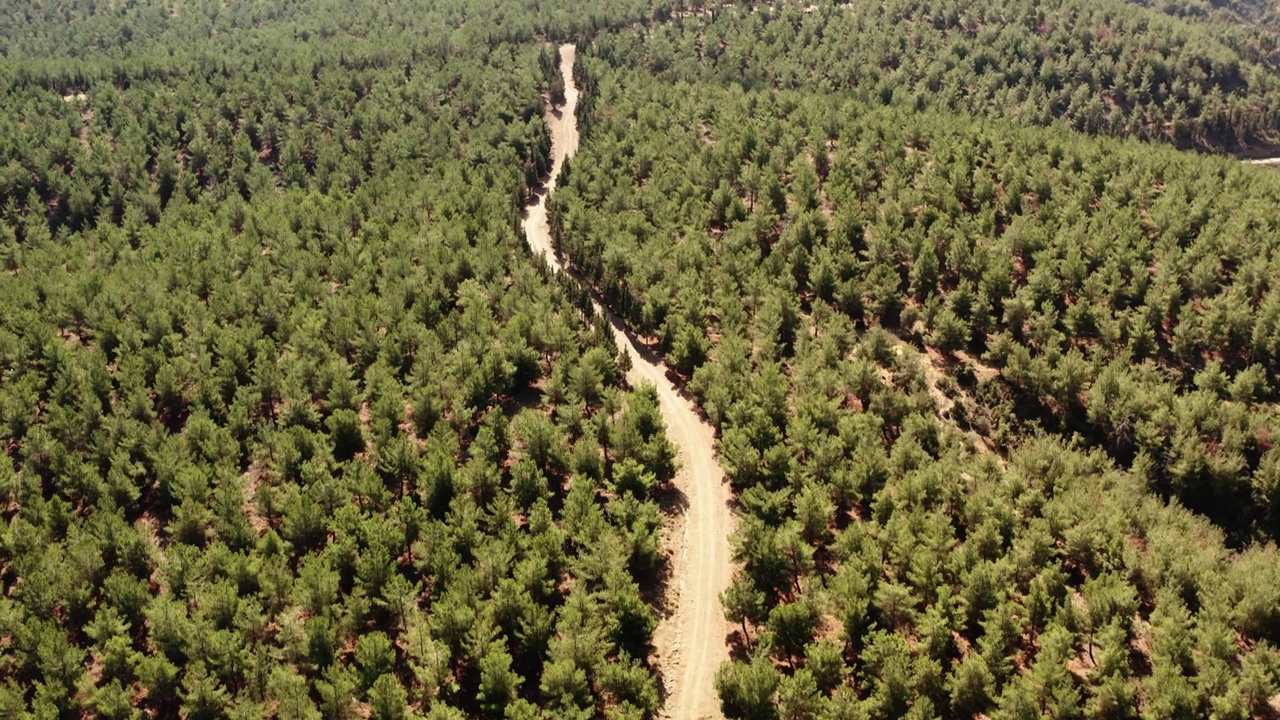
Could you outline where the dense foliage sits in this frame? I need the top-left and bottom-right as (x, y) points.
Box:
(0, 2), (681, 718)
(552, 12), (1280, 718)
(558, 64), (1280, 542)
(613, 0), (1280, 151)
(8, 0), (1280, 718)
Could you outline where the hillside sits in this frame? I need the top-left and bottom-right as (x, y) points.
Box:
(611, 0), (1280, 152)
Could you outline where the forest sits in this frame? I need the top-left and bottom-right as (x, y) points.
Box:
(0, 0), (681, 718)
(5, 0), (1280, 718)
(551, 1), (1280, 718)
(556, 66), (1280, 543)
(622, 0), (1280, 151)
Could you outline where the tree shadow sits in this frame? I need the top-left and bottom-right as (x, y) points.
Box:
(654, 479), (689, 516)
(637, 481), (688, 615)
(726, 627), (754, 662)
(523, 187), (546, 210)
(499, 383), (546, 419)
(642, 482), (690, 716)
(605, 311), (714, 414)
(652, 663), (671, 711)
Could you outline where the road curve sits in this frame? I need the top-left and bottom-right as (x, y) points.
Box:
(522, 43), (734, 720)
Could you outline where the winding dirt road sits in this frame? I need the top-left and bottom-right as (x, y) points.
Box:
(522, 44), (734, 720)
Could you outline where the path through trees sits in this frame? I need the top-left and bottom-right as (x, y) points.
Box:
(522, 44), (734, 720)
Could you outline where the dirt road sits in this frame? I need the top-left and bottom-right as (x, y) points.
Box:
(522, 43), (733, 720)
